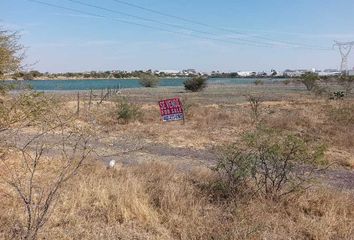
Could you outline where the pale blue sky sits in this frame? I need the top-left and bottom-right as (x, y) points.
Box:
(1, 0), (354, 72)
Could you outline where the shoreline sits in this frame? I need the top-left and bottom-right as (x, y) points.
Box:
(8, 77), (187, 81)
(8, 82), (296, 94)
(5, 76), (287, 81)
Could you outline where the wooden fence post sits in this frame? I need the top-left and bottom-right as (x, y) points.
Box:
(76, 91), (80, 115)
(88, 89), (93, 111)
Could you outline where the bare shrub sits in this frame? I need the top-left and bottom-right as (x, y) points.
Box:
(248, 95), (262, 122)
(0, 28), (25, 79)
(0, 91), (56, 132)
(0, 89), (92, 239)
(0, 105), (92, 240)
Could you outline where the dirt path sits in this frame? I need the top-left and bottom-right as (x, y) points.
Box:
(5, 130), (354, 191)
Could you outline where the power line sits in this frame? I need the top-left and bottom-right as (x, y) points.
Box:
(111, 0), (332, 51)
(26, 0), (331, 51)
(66, 0), (274, 47)
(26, 0), (270, 47)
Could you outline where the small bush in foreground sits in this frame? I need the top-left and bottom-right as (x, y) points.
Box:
(184, 76), (207, 92)
(114, 98), (142, 124)
(139, 74), (159, 87)
(213, 145), (256, 198)
(213, 128), (327, 200)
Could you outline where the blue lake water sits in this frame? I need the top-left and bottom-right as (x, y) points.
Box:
(5, 78), (283, 91)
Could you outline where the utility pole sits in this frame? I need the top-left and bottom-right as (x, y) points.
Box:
(333, 41), (354, 74)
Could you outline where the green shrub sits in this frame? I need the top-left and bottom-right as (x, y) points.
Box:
(184, 76), (207, 92)
(114, 98), (142, 124)
(254, 79), (264, 85)
(246, 129), (326, 199)
(331, 91), (345, 100)
(300, 72), (319, 91)
(213, 128), (327, 200)
(212, 145), (256, 198)
(139, 74), (159, 88)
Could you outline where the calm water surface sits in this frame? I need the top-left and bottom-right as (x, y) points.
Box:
(5, 78), (283, 91)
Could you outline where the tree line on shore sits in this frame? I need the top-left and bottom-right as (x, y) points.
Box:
(10, 70), (204, 80)
(10, 70), (278, 80)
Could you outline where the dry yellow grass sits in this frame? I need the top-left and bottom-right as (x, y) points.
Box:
(1, 160), (353, 239)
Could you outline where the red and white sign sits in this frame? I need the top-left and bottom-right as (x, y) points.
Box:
(158, 97), (184, 122)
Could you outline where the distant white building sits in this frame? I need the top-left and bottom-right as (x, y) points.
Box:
(348, 70), (354, 76)
(283, 69), (306, 77)
(237, 71), (256, 77)
(179, 69), (199, 76)
(318, 69), (341, 77)
(158, 70), (179, 75)
(256, 71), (268, 77)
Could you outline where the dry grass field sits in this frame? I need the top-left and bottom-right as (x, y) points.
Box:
(1, 83), (354, 239)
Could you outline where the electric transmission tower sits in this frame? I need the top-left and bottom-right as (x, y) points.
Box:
(333, 41), (354, 74)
